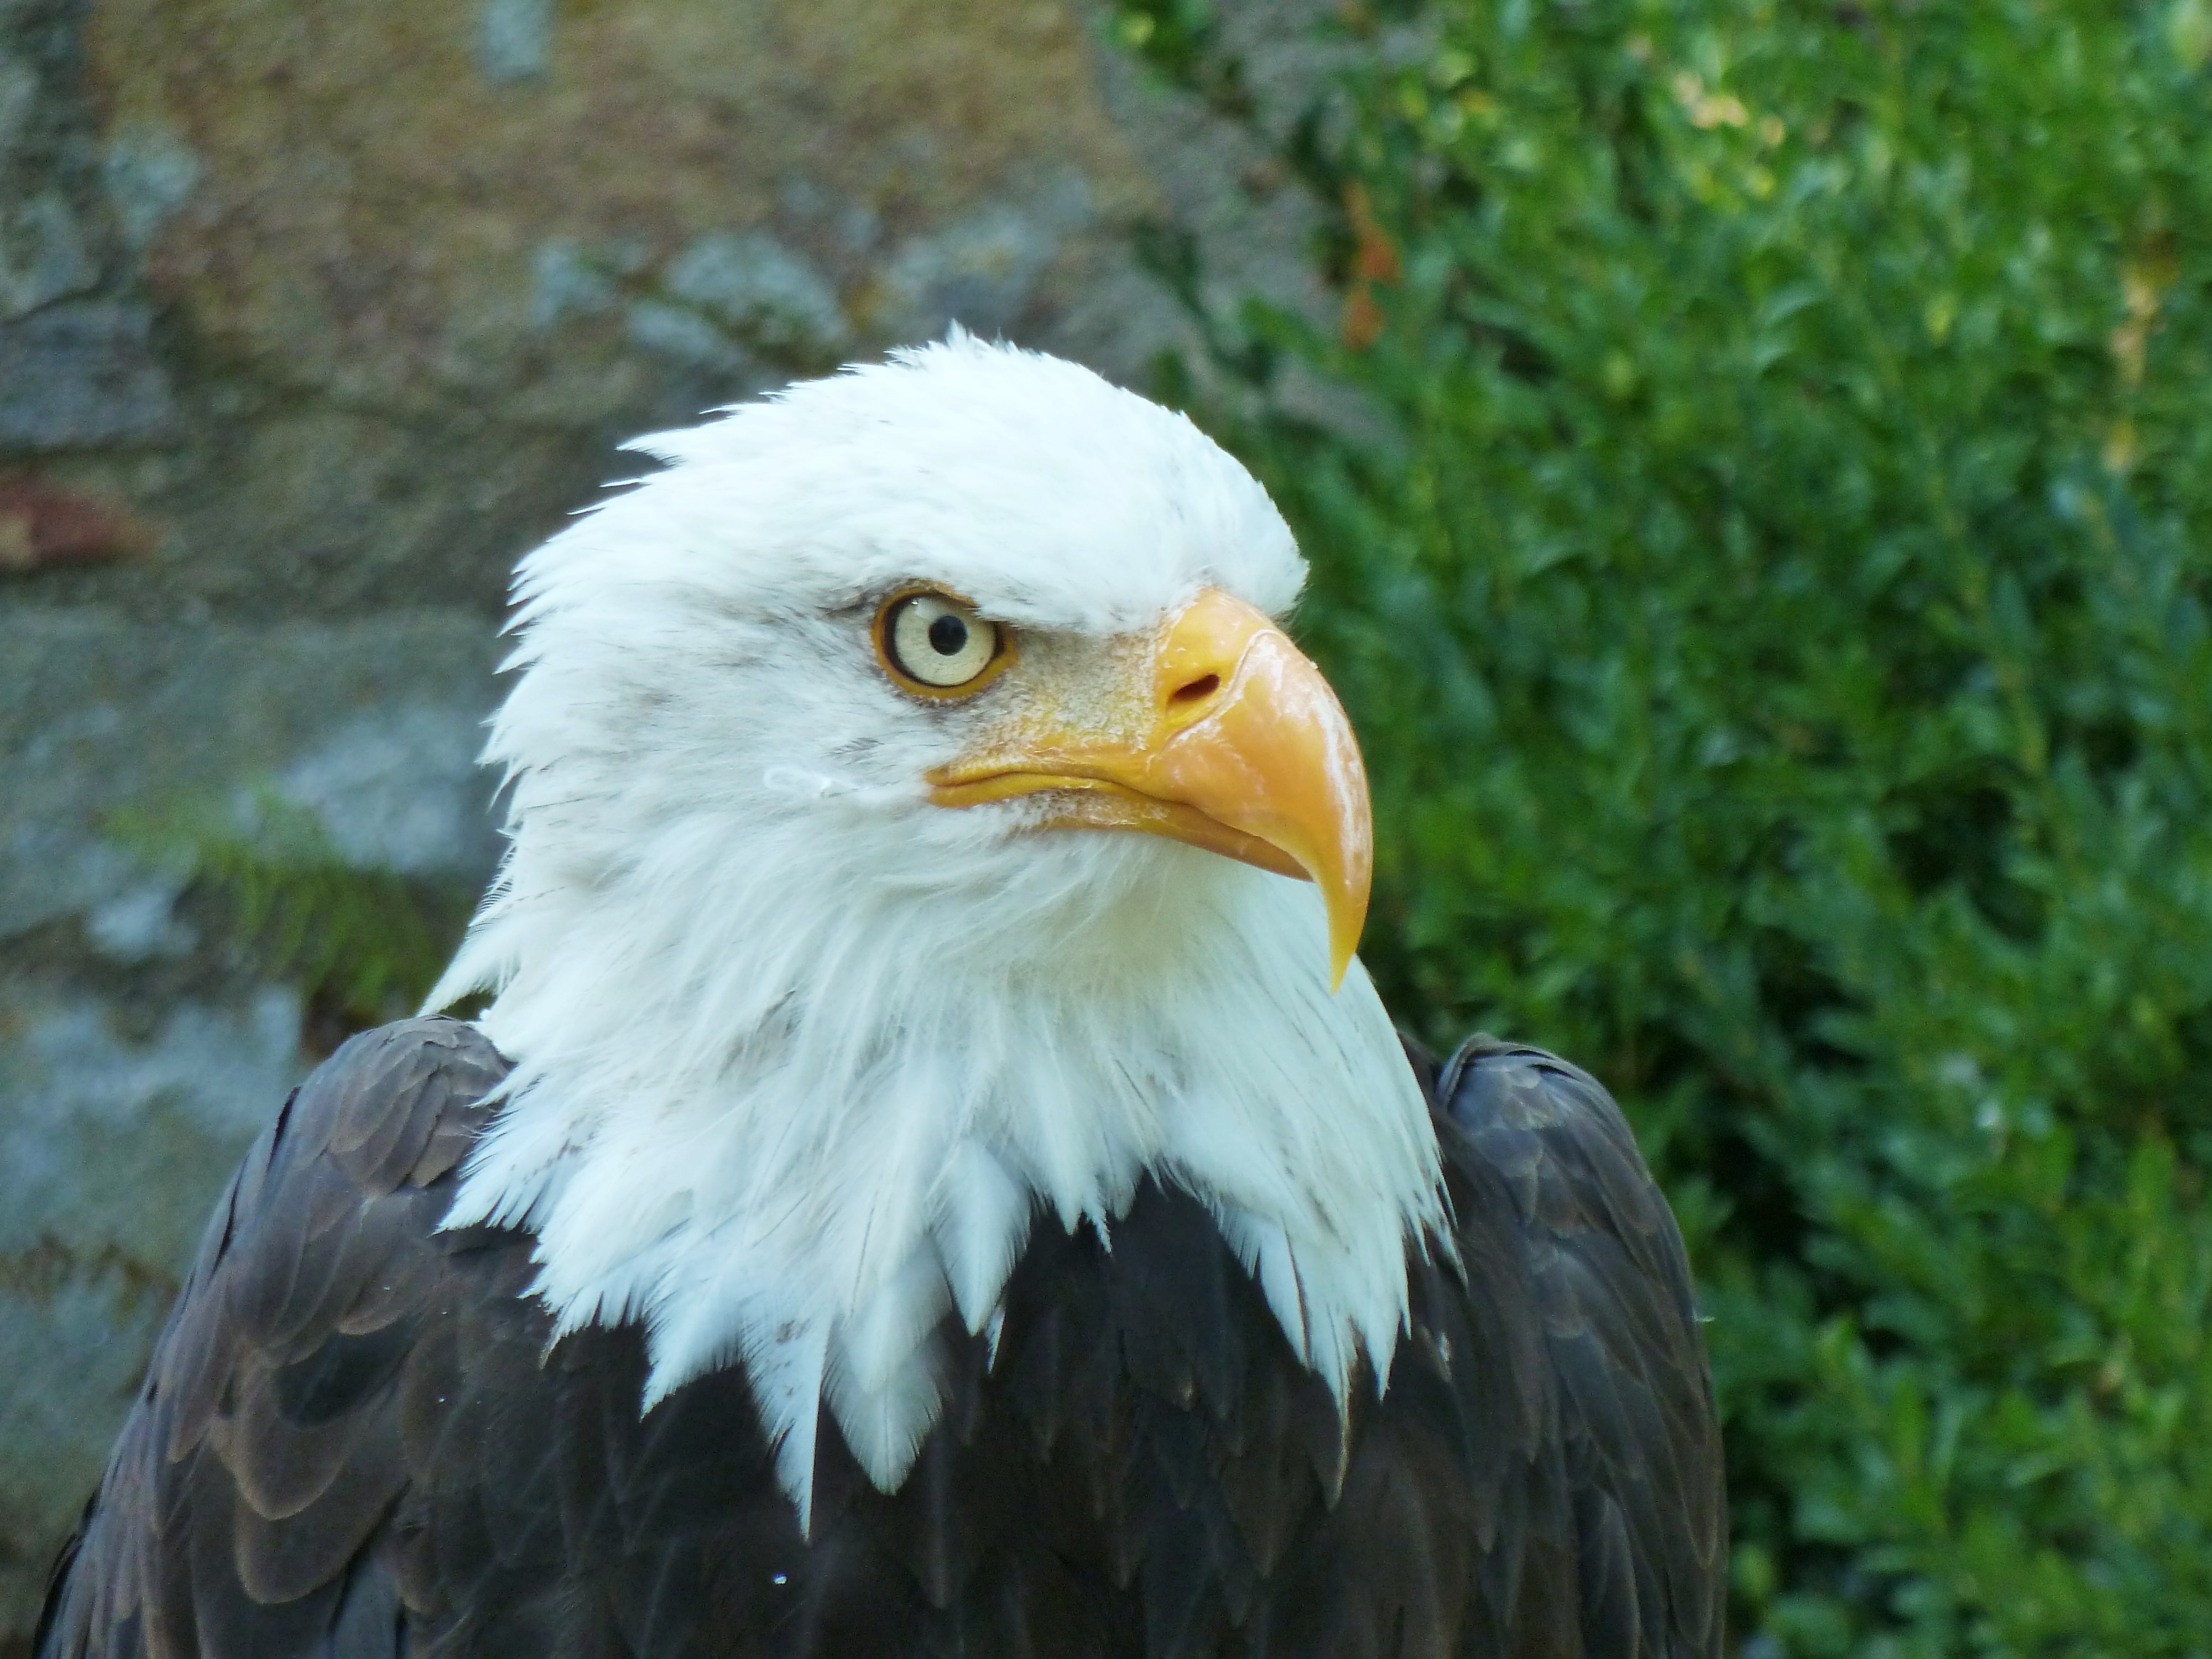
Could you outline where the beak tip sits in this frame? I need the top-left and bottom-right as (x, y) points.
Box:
(1323, 841), (1370, 997)
(1324, 899), (1363, 994)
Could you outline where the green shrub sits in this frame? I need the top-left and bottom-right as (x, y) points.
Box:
(1117, 1), (2212, 1652)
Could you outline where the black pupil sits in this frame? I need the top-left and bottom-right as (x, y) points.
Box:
(927, 612), (969, 656)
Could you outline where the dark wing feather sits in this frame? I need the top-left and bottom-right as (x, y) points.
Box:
(1428, 1035), (1728, 1658)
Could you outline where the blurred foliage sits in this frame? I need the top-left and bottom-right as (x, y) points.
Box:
(107, 792), (471, 1032)
(1115, 0), (2212, 1653)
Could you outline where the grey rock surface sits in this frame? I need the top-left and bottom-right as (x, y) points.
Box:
(0, 607), (504, 940)
(0, 300), (176, 448)
(0, 0), (113, 325)
(0, 187), (95, 318)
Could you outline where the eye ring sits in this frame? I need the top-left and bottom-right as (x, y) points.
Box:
(873, 587), (1016, 700)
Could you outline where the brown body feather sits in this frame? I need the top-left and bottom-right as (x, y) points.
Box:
(37, 1018), (1724, 1658)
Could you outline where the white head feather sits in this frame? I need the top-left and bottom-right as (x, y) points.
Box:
(428, 334), (1445, 1524)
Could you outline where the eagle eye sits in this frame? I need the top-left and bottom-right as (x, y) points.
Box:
(874, 589), (1014, 698)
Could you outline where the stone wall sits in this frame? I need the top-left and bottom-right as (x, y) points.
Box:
(0, 0), (1327, 1639)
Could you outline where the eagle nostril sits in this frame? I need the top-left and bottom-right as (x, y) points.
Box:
(1168, 673), (1221, 709)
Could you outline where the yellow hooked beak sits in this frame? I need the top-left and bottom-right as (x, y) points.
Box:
(926, 587), (1373, 990)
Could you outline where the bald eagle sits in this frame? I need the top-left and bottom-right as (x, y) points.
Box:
(38, 338), (1724, 1658)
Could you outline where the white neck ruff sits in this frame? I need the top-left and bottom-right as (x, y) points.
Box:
(432, 818), (1444, 1525)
